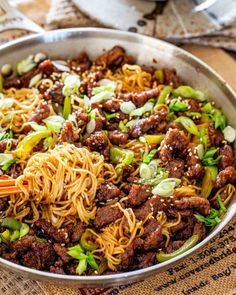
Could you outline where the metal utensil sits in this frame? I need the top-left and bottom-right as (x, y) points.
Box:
(193, 0), (218, 12)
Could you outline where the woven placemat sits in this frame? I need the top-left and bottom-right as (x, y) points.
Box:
(0, 1), (236, 295)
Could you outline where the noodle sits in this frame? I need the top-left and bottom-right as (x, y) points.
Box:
(14, 144), (117, 228)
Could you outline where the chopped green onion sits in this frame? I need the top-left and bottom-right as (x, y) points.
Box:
(0, 153), (14, 166)
(194, 209), (221, 227)
(2, 217), (21, 230)
(202, 147), (221, 166)
(86, 119), (96, 134)
(169, 99), (188, 112)
(130, 101), (153, 117)
(80, 230), (98, 251)
(16, 55), (36, 75)
(196, 144), (204, 159)
(202, 102), (213, 114)
(104, 112), (117, 120)
(1, 229), (11, 242)
(120, 101), (136, 115)
(52, 61), (70, 72)
(110, 146), (134, 165)
(86, 252), (98, 270)
(98, 79), (116, 91)
(199, 127), (208, 148)
(118, 121), (128, 132)
(154, 69), (164, 84)
(68, 244), (84, 253)
(62, 96), (71, 119)
(214, 114), (226, 131)
(139, 136), (147, 144)
(0, 74), (3, 93)
(19, 223), (30, 238)
(62, 74), (80, 96)
(186, 112), (201, 118)
(26, 122), (48, 132)
(90, 91), (114, 104)
(217, 194), (227, 213)
(76, 258), (87, 275)
(203, 147), (218, 159)
(144, 134), (165, 145)
(0, 132), (12, 141)
(223, 125), (236, 143)
(126, 119), (139, 128)
(201, 166), (218, 198)
(10, 230), (20, 242)
(142, 149), (158, 164)
(0, 98), (15, 109)
(152, 178), (181, 197)
(92, 85), (115, 95)
(175, 116), (198, 135)
(157, 85), (172, 104)
(1, 158), (17, 171)
(172, 86), (206, 101)
(43, 115), (65, 133)
(29, 73), (42, 88)
(140, 163), (153, 179)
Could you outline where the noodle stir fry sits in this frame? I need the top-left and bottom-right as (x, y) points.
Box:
(0, 46), (235, 275)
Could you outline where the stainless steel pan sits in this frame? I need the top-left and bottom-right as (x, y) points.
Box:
(0, 28), (235, 288)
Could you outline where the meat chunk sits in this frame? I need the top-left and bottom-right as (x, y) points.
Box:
(185, 144), (204, 179)
(80, 70), (104, 97)
(53, 244), (71, 263)
(83, 131), (110, 160)
(117, 88), (161, 107)
(193, 222), (206, 241)
(166, 240), (185, 253)
(108, 131), (129, 145)
(0, 197), (8, 212)
(44, 81), (64, 105)
(184, 99), (202, 113)
(119, 237), (143, 270)
(12, 235), (37, 252)
(95, 46), (125, 67)
(96, 183), (122, 202)
(94, 206), (122, 228)
(215, 166), (236, 188)
(136, 251), (156, 269)
(103, 98), (121, 112)
(74, 107), (89, 128)
(127, 184), (152, 207)
(163, 68), (182, 88)
(174, 197), (211, 216)
(59, 121), (79, 143)
(22, 242), (55, 270)
(5, 163), (23, 178)
(29, 101), (50, 123)
(165, 159), (185, 178)
(129, 107), (168, 138)
(0, 139), (18, 152)
(134, 196), (164, 221)
(218, 145), (234, 171)
(70, 52), (91, 74)
(70, 222), (86, 242)
(159, 128), (189, 163)
(34, 219), (69, 243)
(208, 123), (224, 147)
(143, 224), (162, 250)
(4, 68), (39, 89)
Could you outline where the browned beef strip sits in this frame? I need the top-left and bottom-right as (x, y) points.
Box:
(119, 237), (143, 270)
(81, 70), (104, 98)
(106, 122), (119, 131)
(185, 144), (204, 179)
(108, 131), (129, 145)
(175, 226), (193, 241)
(159, 128), (189, 163)
(29, 101), (50, 123)
(4, 68), (39, 89)
(136, 251), (156, 269)
(218, 145), (234, 171)
(21, 241), (55, 270)
(53, 244), (71, 263)
(83, 131), (110, 160)
(103, 98), (121, 112)
(34, 219), (69, 243)
(117, 88), (160, 107)
(0, 197), (8, 212)
(12, 235), (37, 252)
(70, 52), (91, 74)
(122, 55), (135, 66)
(165, 159), (185, 178)
(215, 166), (236, 188)
(193, 222), (206, 241)
(134, 196), (164, 221)
(127, 184), (152, 207)
(144, 225), (162, 250)
(95, 46), (125, 67)
(96, 183), (122, 202)
(0, 139), (18, 152)
(122, 165), (136, 179)
(174, 197), (211, 216)
(184, 99), (202, 113)
(94, 206), (122, 228)
(70, 222), (86, 242)
(59, 121), (79, 143)
(163, 68), (182, 88)
(166, 240), (185, 253)
(44, 81), (64, 105)
(50, 259), (66, 274)
(208, 123), (224, 147)
(129, 107), (168, 138)
(74, 107), (89, 128)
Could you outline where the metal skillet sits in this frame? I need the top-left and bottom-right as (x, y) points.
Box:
(0, 28), (235, 288)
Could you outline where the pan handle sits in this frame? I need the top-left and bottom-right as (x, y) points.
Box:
(0, 0), (45, 34)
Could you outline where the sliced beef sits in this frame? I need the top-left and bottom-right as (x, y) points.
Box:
(0, 197), (8, 212)
(166, 240), (185, 253)
(129, 107), (168, 138)
(50, 259), (66, 274)
(134, 196), (164, 221)
(108, 131), (129, 145)
(119, 237), (143, 270)
(53, 244), (71, 263)
(127, 184), (152, 207)
(34, 219), (69, 243)
(4, 68), (39, 89)
(208, 123), (224, 147)
(59, 121), (79, 143)
(0, 139), (18, 152)
(142, 218), (163, 250)
(44, 81), (64, 105)
(74, 107), (89, 128)
(70, 52), (91, 74)
(70, 222), (86, 242)
(80, 70), (104, 97)
(136, 251), (156, 269)
(117, 88), (160, 107)
(95, 46), (125, 67)
(185, 144), (204, 179)
(215, 166), (236, 188)
(22, 241), (55, 270)
(83, 131), (110, 160)
(159, 128), (189, 163)
(163, 68), (182, 88)
(103, 98), (121, 112)
(29, 101), (50, 123)
(96, 182), (122, 202)
(94, 206), (122, 228)
(217, 145), (234, 171)
(193, 222), (206, 241)
(165, 159), (185, 178)
(174, 197), (211, 216)
(184, 99), (202, 113)
(11, 235), (37, 252)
